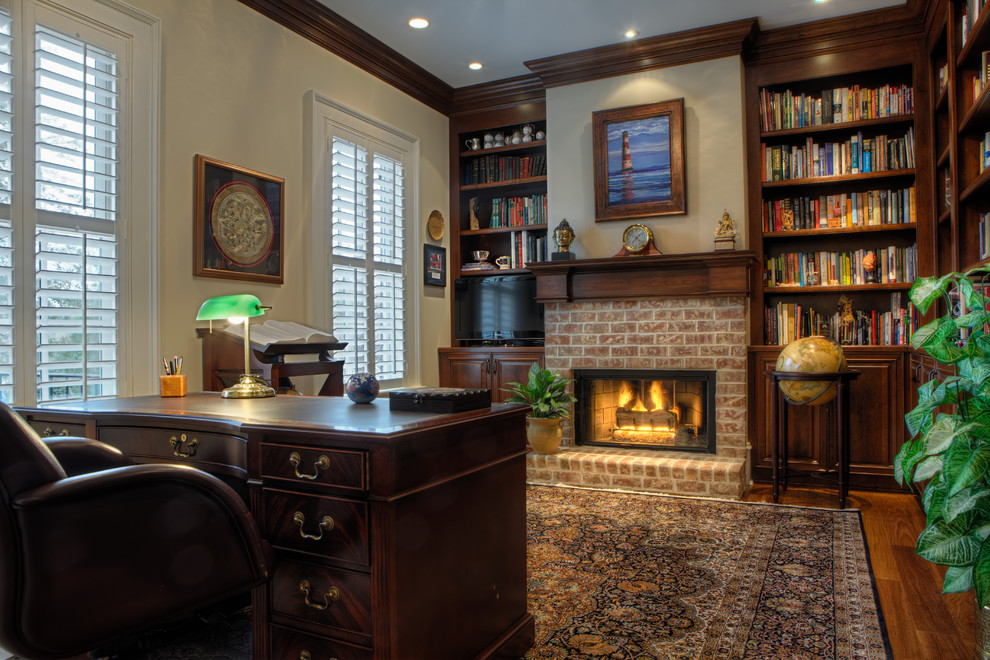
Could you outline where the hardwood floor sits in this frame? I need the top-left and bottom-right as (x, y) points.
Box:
(744, 484), (975, 659)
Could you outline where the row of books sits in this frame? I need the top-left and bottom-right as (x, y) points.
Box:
(765, 296), (917, 347)
(507, 229), (547, 269)
(764, 244), (917, 287)
(762, 186), (916, 232)
(962, 0), (988, 46)
(979, 132), (990, 175)
(488, 194), (547, 229)
(979, 212), (990, 261)
(464, 154), (547, 185)
(760, 128), (915, 181)
(758, 83), (914, 132)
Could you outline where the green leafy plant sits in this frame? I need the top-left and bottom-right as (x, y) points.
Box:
(502, 362), (577, 419)
(895, 270), (990, 607)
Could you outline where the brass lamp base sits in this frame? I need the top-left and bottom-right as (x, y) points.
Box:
(221, 374), (276, 399)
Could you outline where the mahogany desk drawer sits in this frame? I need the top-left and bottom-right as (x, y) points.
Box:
(270, 623), (372, 660)
(97, 426), (247, 469)
(261, 443), (366, 491)
(264, 488), (369, 566)
(27, 419), (88, 439)
(271, 560), (372, 635)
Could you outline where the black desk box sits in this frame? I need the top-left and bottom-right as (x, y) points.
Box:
(389, 387), (492, 413)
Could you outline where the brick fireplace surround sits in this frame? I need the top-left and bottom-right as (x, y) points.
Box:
(525, 252), (757, 499)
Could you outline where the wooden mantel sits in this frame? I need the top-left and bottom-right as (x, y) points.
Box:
(526, 250), (758, 303)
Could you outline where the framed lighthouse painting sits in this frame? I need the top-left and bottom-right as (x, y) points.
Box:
(592, 98), (685, 222)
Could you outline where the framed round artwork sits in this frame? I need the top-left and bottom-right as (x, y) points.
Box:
(193, 155), (284, 284)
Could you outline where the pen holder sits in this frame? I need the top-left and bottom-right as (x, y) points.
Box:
(160, 374), (187, 398)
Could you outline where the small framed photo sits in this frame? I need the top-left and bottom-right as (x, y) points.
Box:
(424, 244), (446, 287)
(193, 154), (284, 284)
(592, 98), (686, 222)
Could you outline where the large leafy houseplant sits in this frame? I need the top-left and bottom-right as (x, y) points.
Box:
(502, 362), (577, 418)
(895, 270), (990, 607)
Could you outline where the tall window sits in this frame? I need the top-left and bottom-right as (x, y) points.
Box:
(310, 93), (417, 388)
(0, 0), (157, 405)
(330, 129), (406, 381)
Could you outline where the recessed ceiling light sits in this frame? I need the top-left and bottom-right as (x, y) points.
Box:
(468, 62), (483, 70)
(408, 17), (429, 29)
(625, 30), (639, 40)
(813, 0), (826, 3)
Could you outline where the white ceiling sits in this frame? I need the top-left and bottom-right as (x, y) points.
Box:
(318, 0), (907, 88)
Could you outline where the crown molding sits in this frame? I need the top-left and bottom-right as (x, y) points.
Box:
(752, 3), (924, 64)
(523, 18), (760, 89)
(234, 0), (453, 114)
(449, 75), (546, 118)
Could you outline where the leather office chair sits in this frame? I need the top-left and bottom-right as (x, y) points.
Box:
(0, 402), (270, 659)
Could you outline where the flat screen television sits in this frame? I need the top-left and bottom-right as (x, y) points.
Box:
(454, 275), (545, 345)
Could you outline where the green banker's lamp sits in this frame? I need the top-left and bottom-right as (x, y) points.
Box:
(196, 294), (276, 399)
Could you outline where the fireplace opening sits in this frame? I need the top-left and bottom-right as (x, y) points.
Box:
(573, 369), (716, 453)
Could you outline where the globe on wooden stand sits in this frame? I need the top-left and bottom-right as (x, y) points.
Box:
(774, 336), (847, 406)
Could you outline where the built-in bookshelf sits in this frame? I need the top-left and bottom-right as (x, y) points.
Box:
(751, 62), (922, 349)
(455, 120), (548, 274)
(949, 0), (990, 270)
(447, 101), (549, 352)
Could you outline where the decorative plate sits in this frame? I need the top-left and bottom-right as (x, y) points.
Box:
(427, 209), (445, 241)
(210, 182), (274, 266)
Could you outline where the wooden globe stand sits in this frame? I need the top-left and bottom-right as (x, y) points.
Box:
(767, 370), (860, 508)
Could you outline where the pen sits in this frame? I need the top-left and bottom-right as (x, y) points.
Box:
(163, 356), (170, 375)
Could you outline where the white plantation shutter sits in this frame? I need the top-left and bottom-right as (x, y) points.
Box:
(0, 10), (12, 402)
(33, 23), (118, 403)
(329, 128), (407, 383)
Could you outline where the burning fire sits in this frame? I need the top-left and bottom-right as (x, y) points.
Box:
(617, 380), (679, 430)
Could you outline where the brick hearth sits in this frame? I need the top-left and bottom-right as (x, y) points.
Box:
(528, 295), (750, 499)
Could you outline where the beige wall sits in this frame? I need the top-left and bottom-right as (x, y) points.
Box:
(545, 56), (748, 258)
(126, 0), (450, 393)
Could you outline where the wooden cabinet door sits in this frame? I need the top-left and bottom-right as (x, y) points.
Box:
(438, 348), (493, 390)
(750, 347), (909, 490)
(489, 349), (544, 403)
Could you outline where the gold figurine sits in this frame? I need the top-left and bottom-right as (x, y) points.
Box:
(554, 219), (574, 252)
(714, 209), (736, 250)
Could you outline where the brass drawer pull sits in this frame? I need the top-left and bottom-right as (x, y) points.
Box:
(298, 579), (339, 610)
(169, 433), (198, 457)
(288, 451), (330, 480)
(42, 427), (70, 437)
(293, 511), (335, 540)
(299, 652), (338, 660)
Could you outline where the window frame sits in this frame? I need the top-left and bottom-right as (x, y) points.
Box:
(3, 0), (159, 405)
(306, 91), (419, 390)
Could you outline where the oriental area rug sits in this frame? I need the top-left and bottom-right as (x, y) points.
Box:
(109, 484), (890, 659)
(525, 484), (891, 660)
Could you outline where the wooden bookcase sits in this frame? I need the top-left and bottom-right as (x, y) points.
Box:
(454, 119), (549, 277)
(440, 104), (547, 388)
(941, 0), (990, 273)
(745, 42), (933, 489)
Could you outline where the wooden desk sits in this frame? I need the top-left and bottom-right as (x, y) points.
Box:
(16, 394), (535, 659)
(196, 328), (345, 396)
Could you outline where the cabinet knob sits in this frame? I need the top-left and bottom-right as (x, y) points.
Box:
(299, 579), (340, 610)
(293, 511), (335, 540)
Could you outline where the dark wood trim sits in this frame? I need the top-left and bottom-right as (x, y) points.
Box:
(450, 75), (546, 118)
(234, 0), (453, 114)
(752, 4), (925, 65)
(523, 18), (760, 89)
(526, 251), (758, 303)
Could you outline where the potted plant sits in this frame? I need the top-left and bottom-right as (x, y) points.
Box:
(894, 270), (990, 648)
(502, 362), (577, 455)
